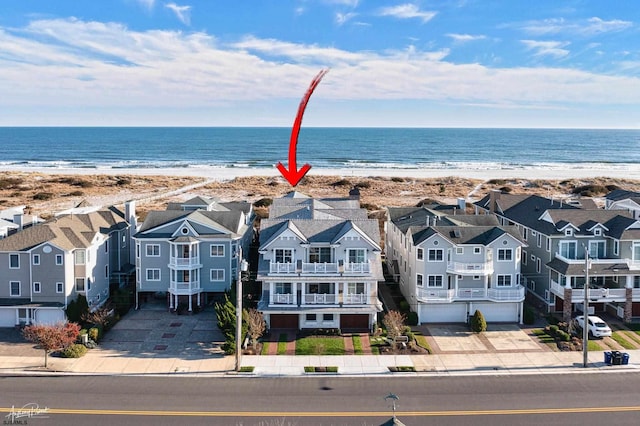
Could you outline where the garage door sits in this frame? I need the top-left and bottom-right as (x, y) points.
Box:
(340, 314), (370, 331)
(420, 303), (467, 323)
(34, 309), (65, 325)
(269, 314), (298, 329)
(473, 303), (519, 322)
(0, 309), (16, 327)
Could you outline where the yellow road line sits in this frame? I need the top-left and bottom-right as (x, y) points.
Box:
(2, 406), (640, 417)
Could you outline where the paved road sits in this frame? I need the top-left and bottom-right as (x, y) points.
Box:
(2, 373), (639, 425)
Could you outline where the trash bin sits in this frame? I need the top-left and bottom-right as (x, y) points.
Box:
(604, 351), (612, 365)
(622, 352), (630, 365)
(611, 350), (623, 365)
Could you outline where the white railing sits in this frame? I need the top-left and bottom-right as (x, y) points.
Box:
(552, 281), (628, 302)
(304, 293), (337, 304)
(447, 262), (493, 274)
(302, 262), (338, 274)
(417, 286), (525, 302)
(550, 280), (565, 297)
(634, 289), (640, 300)
(456, 288), (487, 300)
(169, 256), (201, 267)
(271, 293), (294, 304)
(487, 286), (525, 301)
(169, 281), (200, 292)
(555, 254), (626, 265)
(417, 288), (455, 302)
(343, 293), (368, 304)
(343, 262), (371, 274)
(269, 262), (296, 274)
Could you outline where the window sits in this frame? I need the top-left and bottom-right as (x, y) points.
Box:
(9, 254), (19, 269)
(74, 250), (86, 265)
(634, 276), (640, 289)
(474, 247), (481, 255)
(536, 258), (542, 273)
(428, 249), (444, 261)
(33, 282), (41, 293)
(633, 243), (640, 262)
(417, 248), (424, 260)
(33, 254), (40, 265)
(348, 249), (366, 263)
(146, 244), (160, 257)
(210, 244), (224, 257)
(146, 269), (160, 281)
(416, 274), (423, 287)
(594, 228), (602, 236)
(87, 278), (91, 291)
(309, 283), (333, 294)
(323, 314), (334, 322)
(546, 238), (551, 252)
(473, 275), (480, 280)
(497, 249), (513, 261)
(427, 275), (443, 288)
(456, 247), (464, 255)
(210, 269), (225, 281)
(105, 240), (109, 253)
(614, 240), (619, 256)
(523, 228), (528, 240)
(56, 254), (63, 265)
(347, 283), (365, 294)
(275, 248), (293, 263)
(559, 241), (577, 259)
(275, 283), (292, 294)
(10, 281), (20, 296)
(497, 275), (512, 287)
(565, 229), (573, 236)
(136, 243), (140, 258)
(522, 250), (527, 265)
(537, 234), (542, 248)
(105, 265), (109, 278)
(306, 314), (317, 322)
(75, 278), (85, 292)
(589, 241), (606, 259)
(309, 247), (331, 263)
(56, 282), (64, 293)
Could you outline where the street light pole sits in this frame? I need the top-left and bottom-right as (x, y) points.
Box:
(583, 248), (590, 368)
(235, 247), (248, 372)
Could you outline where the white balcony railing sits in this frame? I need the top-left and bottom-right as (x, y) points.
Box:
(343, 293), (368, 304)
(169, 281), (201, 293)
(417, 286), (525, 303)
(269, 262), (296, 274)
(304, 293), (337, 304)
(551, 280), (627, 302)
(302, 262), (338, 274)
(343, 262), (371, 274)
(417, 288), (455, 302)
(271, 293), (295, 304)
(447, 262), (493, 275)
(169, 256), (201, 268)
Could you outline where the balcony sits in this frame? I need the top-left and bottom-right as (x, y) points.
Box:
(343, 262), (371, 274)
(447, 261), (493, 275)
(304, 293), (337, 304)
(343, 293), (368, 304)
(302, 262), (338, 274)
(271, 293), (295, 305)
(169, 280), (201, 295)
(417, 286), (525, 303)
(550, 280), (627, 302)
(270, 262), (296, 274)
(169, 255), (201, 269)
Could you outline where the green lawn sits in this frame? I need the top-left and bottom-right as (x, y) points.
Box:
(352, 335), (363, 355)
(277, 334), (288, 355)
(295, 336), (345, 355)
(260, 342), (270, 355)
(587, 340), (603, 351)
(415, 335), (432, 354)
(611, 332), (637, 350)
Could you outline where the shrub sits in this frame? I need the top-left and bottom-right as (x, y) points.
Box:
(391, 177), (404, 183)
(523, 307), (536, 325)
(405, 330), (415, 341)
(254, 198), (272, 208)
(88, 327), (100, 343)
(331, 179), (351, 187)
(0, 177), (24, 190)
(470, 310), (487, 333)
(354, 181), (371, 189)
(398, 300), (410, 312)
(549, 324), (559, 336)
(33, 192), (53, 201)
(68, 190), (84, 197)
(61, 343), (88, 358)
(406, 311), (419, 326)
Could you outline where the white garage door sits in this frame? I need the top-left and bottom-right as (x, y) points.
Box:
(34, 309), (65, 325)
(419, 303), (467, 323)
(0, 309), (16, 327)
(473, 303), (519, 323)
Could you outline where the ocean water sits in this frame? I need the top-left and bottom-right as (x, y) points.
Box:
(0, 127), (638, 172)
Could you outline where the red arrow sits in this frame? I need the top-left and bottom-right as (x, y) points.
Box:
(276, 69), (329, 187)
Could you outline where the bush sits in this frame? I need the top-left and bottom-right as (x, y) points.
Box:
(470, 310), (487, 333)
(354, 181), (371, 189)
(331, 179), (352, 187)
(557, 330), (571, 342)
(61, 343), (88, 358)
(398, 300), (410, 312)
(254, 198), (273, 208)
(391, 177), (404, 183)
(33, 192), (53, 201)
(406, 311), (419, 326)
(523, 307), (536, 325)
(88, 327), (101, 342)
(549, 324), (559, 336)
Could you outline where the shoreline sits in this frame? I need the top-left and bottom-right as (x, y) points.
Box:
(2, 165), (639, 180)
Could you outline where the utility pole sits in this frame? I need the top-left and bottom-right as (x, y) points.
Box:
(235, 247), (248, 372)
(583, 247), (590, 368)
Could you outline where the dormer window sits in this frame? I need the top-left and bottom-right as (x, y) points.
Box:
(594, 228), (602, 236)
(565, 229), (573, 236)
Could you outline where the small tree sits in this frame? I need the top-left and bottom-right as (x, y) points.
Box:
(22, 322), (80, 368)
(245, 308), (266, 349)
(214, 292), (247, 354)
(470, 310), (487, 333)
(383, 310), (406, 346)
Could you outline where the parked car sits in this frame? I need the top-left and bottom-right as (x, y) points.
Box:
(575, 315), (612, 338)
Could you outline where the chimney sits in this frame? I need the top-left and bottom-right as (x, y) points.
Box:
(457, 197), (466, 212)
(125, 200), (137, 230)
(489, 190), (501, 213)
(13, 213), (24, 230)
(349, 187), (361, 201)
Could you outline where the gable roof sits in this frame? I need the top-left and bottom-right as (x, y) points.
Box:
(605, 189), (640, 202)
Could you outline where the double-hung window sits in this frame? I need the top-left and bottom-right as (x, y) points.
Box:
(146, 269), (160, 281)
(275, 248), (293, 264)
(9, 254), (19, 269)
(348, 249), (366, 264)
(10, 281), (20, 296)
(210, 269), (225, 281)
(428, 249), (444, 262)
(146, 244), (160, 257)
(309, 247), (331, 263)
(210, 244), (225, 257)
(497, 248), (513, 261)
(427, 275), (443, 287)
(497, 275), (512, 287)
(416, 274), (424, 287)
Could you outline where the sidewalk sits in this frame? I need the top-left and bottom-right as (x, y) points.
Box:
(1, 348), (638, 377)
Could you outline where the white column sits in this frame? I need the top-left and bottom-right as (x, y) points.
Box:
(269, 282), (275, 305)
(334, 281), (339, 304)
(188, 293), (193, 312)
(625, 275), (634, 289)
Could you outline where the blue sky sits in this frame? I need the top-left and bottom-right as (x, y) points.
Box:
(1, 0), (639, 127)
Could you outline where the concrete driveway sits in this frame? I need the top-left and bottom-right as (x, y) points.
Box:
(421, 324), (545, 353)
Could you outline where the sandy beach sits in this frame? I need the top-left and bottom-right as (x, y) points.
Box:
(1, 165), (639, 221)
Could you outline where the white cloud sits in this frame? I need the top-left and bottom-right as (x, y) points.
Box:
(165, 3), (191, 25)
(521, 40), (570, 58)
(336, 12), (357, 26)
(583, 17), (632, 35)
(446, 33), (486, 43)
(520, 17), (632, 36)
(136, 0), (156, 10)
(378, 4), (437, 23)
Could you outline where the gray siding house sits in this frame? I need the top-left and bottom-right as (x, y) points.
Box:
(134, 196), (255, 312)
(386, 204), (526, 323)
(0, 203), (135, 327)
(256, 191), (383, 332)
(474, 191), (640, 322)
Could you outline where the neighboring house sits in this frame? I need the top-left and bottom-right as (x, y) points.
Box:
(605, 189), (640, 220)
(474, 191), (640, 322)
(134, 196), (255, 312)
(256, 191), (383, 332)
(0, 206), (42, 238)
(0, 203), (135, 327)
(386, 204), (526, 324)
